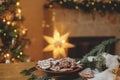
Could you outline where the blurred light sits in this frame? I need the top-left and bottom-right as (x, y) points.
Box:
(20, 52), (23, 55)
(60, 1), (63, 4)
(14, 29), (17, 32)
(12, 22), (16, 26)
(75, 6), (79, 9)
(6, 53), (10, 57)
(3, 18), (6, 22)
(16, 2), (20, 6)
(18, 9), (21, 13)
(63, 0), (67, 2)
(86, 4), (89, 7)
(12, 58), (15, 61)
(4, 33), (6, 36)
(17, 55), (20, 58)
(15, 35), (18, 38)
(46, 24), (50, 28)
(109, 1), (111, 4)
(49, 4), (53, 8)
(7, 21), (11, 25)
(91, 2), (94, 5)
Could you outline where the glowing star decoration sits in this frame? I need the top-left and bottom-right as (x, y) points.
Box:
(43, 30), (74, 58)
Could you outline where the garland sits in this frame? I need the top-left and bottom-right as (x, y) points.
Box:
(45, 0), (120, 14)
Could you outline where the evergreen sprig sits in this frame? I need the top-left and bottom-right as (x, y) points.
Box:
(21, 67), (52, 80)
(81, 38), (120, 70)
(20, 67), (37, 76)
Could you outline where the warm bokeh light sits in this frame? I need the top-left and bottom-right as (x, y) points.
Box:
(43, 30), (74, 58)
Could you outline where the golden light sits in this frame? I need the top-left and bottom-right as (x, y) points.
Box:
(6, 54), (10, 57)
(14, 29), (17, 32)
(12, 22), (16, 26)
(20, 52), (23, 55)
(60, 1), (63, 4)
(16, 2), (20, 6)
(75, 6), (79, 9)
(3, 18), (6, 22)
(17, 8), (21, 13)
(4, 53), (10, 58)
(16, 8), (21, 19)
(19, 26), (28, 36)
(7, 21), (10, 25)
(12, 58), (15, 62)
(3, 33), (6, 36)
(17, 55), (20, 58)
(43, 30), (74, 58)
(49, 4), (53, 8)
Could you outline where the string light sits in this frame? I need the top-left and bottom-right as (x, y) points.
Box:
(17, 8), (21, 13)
(91, 2), (95, 5)
(12, 22), (16, 26)
(63, 0), (67, 2)
(11, 58), (15, 62)
(20, 52), (23, 55)
(6, 53), (10, 58)
(7, 21), (11, 25)
(3, 33), (6, 36)
(60, 1), (63, 4)
(4, 53), (10, 58)
(14, 29), (17, 32)
(109, 1), (112, 4)
(49, 4), (53, 8)
(16, 8), (22, 19)
(73, 0), (77, 2)
(16, 2), (20, 6)
(86, 4), (89, 7)
(75, 6), (79, 10)
(17, 55), (20, 58)
(3, 18), (6, 22)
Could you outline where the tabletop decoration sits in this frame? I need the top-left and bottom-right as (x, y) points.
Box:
(37, 57), (82, 73)
(21, 38), (120, 80)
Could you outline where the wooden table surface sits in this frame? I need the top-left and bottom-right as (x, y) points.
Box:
(0, 62), (83, 80)
(0, 62), (39, 80)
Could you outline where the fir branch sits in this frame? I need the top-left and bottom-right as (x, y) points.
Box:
(81, 38), (119, 62)
(28, 74), (38, 80)
(81, 38), (120, 69)
(28, 74), (52, 80)
(20, 67), (37, 76)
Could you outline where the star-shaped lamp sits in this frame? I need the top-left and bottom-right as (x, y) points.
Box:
(43, 30), (74, 58)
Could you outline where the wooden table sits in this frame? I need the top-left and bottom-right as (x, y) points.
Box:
(0, 62), (83, 80)
(0, 62), (37, 80)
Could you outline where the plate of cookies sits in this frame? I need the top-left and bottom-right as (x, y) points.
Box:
(36, 57), (82, 74)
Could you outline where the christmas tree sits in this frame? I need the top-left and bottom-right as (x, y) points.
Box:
(0, 0), (29, 63)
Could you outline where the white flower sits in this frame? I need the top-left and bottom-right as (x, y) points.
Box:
(88, 56), (96, 62)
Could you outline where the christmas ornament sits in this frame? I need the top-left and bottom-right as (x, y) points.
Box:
(43, 30), (74, 58)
